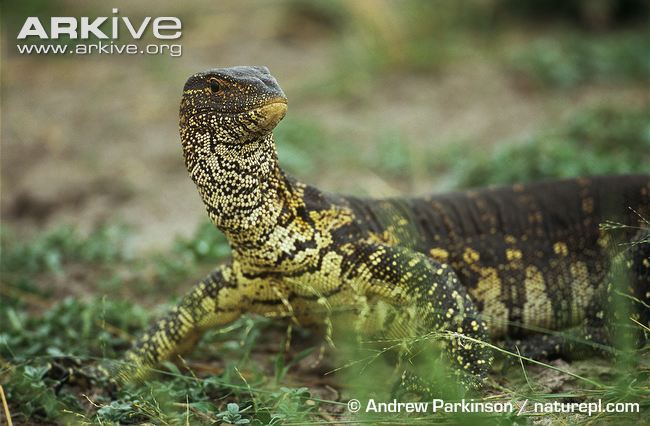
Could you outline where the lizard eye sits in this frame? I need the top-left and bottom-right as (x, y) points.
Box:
(208, 78), (221, 93)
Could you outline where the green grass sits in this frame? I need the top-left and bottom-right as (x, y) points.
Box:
(292, 1), (649, 99)
(1, 225), (127, 278)
(0, 295), (331, 423)
(274, 118), (324, 175)
(508, 31), (650, 89)
(0, 223), (332, 424)
(276, 104), (650, 194)
(446, 105), (650, 188)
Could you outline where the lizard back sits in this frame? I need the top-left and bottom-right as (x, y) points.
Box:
(344, 174), (650, 337)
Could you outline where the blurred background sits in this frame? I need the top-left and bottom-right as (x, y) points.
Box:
(3, 0), (649, 255)
(1, 0), (649, 422)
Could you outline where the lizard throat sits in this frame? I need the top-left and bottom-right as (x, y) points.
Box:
(183, 131), (299, 245)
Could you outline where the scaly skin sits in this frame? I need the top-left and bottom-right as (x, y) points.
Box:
(115, 66), (650, 394)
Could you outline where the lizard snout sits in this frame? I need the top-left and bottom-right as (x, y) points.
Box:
(255, 99), (287, 132)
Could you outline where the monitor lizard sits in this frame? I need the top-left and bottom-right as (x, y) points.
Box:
(109, 66), (650, 395)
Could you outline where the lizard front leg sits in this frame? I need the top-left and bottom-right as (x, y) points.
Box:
(342, 242), (492, 395)
(113, 263), (243, 383)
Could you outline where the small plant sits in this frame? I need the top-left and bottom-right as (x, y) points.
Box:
(95, 400), (140, 423)
(269, 386), (313, 418)
(217, 403), (251, 425)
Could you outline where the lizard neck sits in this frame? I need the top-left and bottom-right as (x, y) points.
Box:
(184, 131), (303, 251)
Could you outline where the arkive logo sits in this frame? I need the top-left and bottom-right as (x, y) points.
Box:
(15, 8), (183, 57)
(17, 8), (182, 40)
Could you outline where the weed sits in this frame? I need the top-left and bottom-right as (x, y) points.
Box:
(217, 402), (252, 424)
(450, 105), (650, 187)
(1, 224), (127, 278)
(509, 31), (650, 88)
(367, 130), (414, 181)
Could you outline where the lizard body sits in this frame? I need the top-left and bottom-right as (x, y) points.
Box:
(117, 66), (650, 392)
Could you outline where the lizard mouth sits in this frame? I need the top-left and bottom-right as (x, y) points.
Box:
(186, 98), (287, 119)
(255, 97), (288, 111)
(252, 99), (287, 131)
(183, 98), (288, 139)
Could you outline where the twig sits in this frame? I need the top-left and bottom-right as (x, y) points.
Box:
(0, 384), (13, 426)
(515, 346), (533, 391)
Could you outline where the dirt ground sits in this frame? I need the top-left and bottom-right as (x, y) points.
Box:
(3, 0), (647, 256)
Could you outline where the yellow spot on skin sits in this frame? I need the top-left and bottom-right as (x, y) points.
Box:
(429, 248), (449, 262)
(553, 242), (569, 257)
(522, 266), (553, 330)
(570, 261), (594, 324)
(468, 267), (508, 337)
(463, 248), (480, 264)
(506, 249), (522, 261)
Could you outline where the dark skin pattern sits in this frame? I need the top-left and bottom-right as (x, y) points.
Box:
(111, 66), (650, 395)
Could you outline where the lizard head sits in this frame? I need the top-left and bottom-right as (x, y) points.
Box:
(178, 66), (289, 233)
(179, 66), (287, 145)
